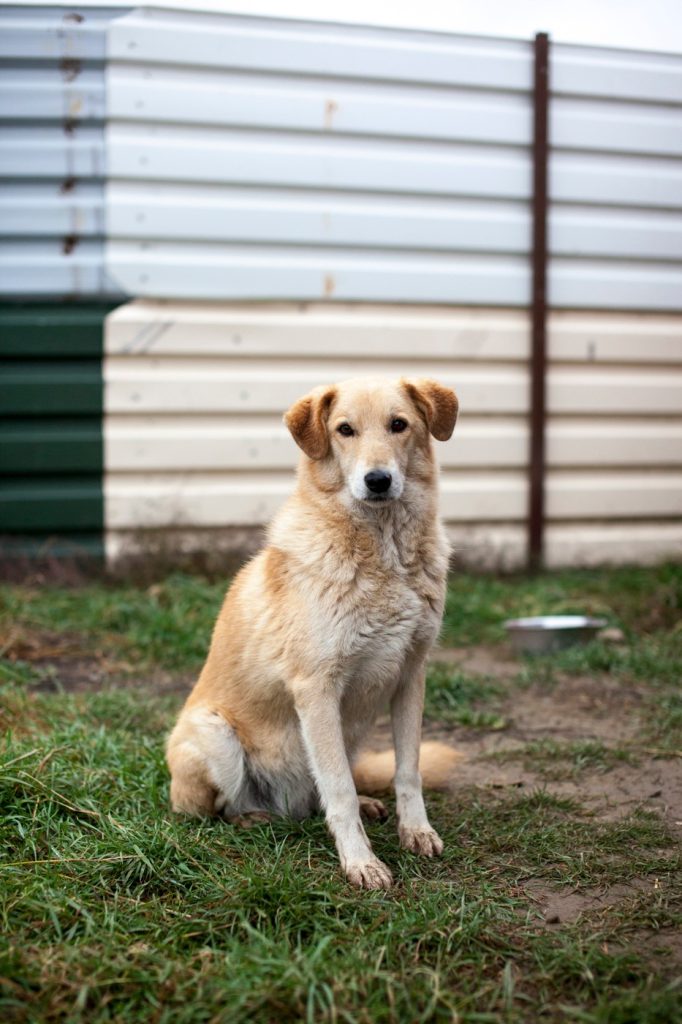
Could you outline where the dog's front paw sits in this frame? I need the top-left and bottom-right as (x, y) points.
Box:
(344, 856), (393, 890)
(399, 826), (443, 857)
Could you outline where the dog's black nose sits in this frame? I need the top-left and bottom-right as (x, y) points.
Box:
(364, 470), (392, 494)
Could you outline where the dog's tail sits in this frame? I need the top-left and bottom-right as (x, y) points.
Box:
(352, 741), (461, 793)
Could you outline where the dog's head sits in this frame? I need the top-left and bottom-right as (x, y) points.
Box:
(284, 377), (458, 506)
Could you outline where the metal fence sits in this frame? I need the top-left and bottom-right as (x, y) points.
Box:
(1, 5), (681, 308)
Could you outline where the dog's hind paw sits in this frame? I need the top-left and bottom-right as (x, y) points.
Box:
(358, 795), (388, 821)
(227, 811), (272, 829)
(399, 826), (443, 857)
(344, 857), (393, 890)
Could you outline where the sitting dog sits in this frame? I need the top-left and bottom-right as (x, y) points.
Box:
(166, 376), (459, 888)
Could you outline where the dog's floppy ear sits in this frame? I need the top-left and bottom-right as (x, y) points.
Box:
(402, 378), (458, 441)
(284, 385), (337, 460)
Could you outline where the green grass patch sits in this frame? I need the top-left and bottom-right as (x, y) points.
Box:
(424, 663), (506, 729)
(1, 680), (681, 1023)
(2, 565), (682, 1020)
(0, 573), (226, 674)
(518, 633), (682, 691)
(441, 562), (682, 646)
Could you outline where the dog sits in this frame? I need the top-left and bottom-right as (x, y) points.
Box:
(166, 376), (459, 889)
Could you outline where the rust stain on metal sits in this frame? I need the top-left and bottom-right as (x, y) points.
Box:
(62, 235), (79, 256)
(60, 57), (81, 82)
(324, 99), (338, 129)
(324, 274), (335, 297)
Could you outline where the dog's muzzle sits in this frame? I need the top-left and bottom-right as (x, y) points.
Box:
(350, 463), (404, 503)
(364, 470), (392, 495)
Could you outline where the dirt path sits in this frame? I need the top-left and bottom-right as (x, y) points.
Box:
(367, 644), (682, 944)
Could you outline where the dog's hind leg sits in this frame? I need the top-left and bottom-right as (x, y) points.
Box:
(166, 706), (251, 818)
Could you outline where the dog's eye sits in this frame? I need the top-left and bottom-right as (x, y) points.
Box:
(390, 418), (408, 434)
(337, 423), (355, 437)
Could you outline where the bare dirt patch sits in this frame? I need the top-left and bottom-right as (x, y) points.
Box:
(524, 877), (654, 927)
(523, 877), (682, 972)
(2, 624), (193, 695)
(369, 646), (681, 831)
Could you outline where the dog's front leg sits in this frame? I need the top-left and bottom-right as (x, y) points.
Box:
(391, 656), (444, 857)
(294, 685), (393, 890)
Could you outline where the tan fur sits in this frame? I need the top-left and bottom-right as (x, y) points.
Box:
(166, 376), (459, 889)
(352, 741), (462, 794)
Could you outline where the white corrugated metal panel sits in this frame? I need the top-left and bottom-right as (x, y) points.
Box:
(104, 8), (682, 309)
(108, 64), (532, 145)
(104, 361), (529, 414)
(0, 65), (106, 120)
(105, 8), (534, 304)
(108, 185), (531, 253)
(548, 312), (682, 363)
(105, 302), (682, 363)
(0, 182), (105, 237)
(550, 39), (682, 313)
(107, 245), (530, 305)
(552, 97), (682, 157)
(107, 9), (533, 90)
(104, 302), (682, 568)
(552, 45), (682, 104)
(106, 126), (531, 198)
(545, 523), (682, 569)
(0, 6), (119, 60)
(547, 422), (682, 466)
(550, 207), (682, 262)
(0, 6), (124, 297)
(107, 241), (682, 309)
(107, 184), (682, 263)
(550, 151), (682, 209)
(105, 303), (531, 359)
(107, 59), (682, 158)
(546, 472), (682, 519)
(0, 239), (112, 295)
(0, 125), (106, 178)
(549, 367), (682, 414)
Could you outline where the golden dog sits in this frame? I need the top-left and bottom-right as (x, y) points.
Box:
(167, 376), (459, 889)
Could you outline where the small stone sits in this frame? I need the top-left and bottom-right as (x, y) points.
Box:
(598, 627), (626, 644)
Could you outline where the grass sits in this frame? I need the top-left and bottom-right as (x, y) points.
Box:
(424, 664), (506, 730)
(441, 562), (682, 646)
(1, 564), (681, 1021)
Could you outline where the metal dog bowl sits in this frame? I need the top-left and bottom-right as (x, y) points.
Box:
(504, 615), (607, 655)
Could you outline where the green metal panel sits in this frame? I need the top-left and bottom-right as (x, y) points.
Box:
(0, 420), (101, 474)
(0, 303), (114, 554)
(0, 306), (110, 358)
(0, 362), (102, 416)
(0, 479), (103, 532)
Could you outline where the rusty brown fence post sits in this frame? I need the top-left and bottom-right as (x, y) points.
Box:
(529, 31), (550, 572)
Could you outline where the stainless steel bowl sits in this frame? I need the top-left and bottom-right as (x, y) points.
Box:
(503, 615), (607, 655)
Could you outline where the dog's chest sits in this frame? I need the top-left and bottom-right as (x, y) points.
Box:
(328, 551), (445, 686)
